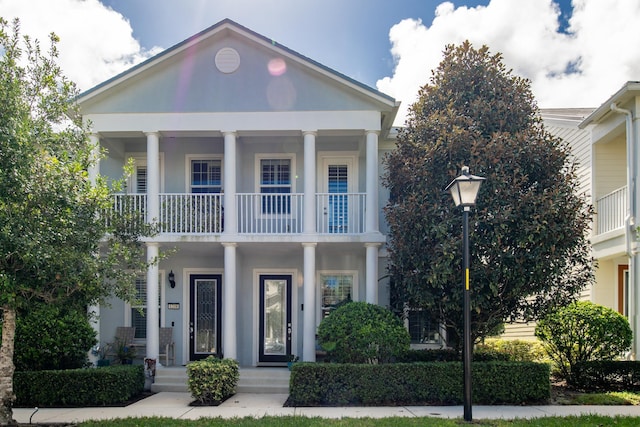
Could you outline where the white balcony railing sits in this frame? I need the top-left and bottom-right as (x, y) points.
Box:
(237, 193), (304, 234)
(316, 193), (366, 234)
(108, 192), (367, 235)
(596, 186), (627, 235)
(160, 193), (223, 234)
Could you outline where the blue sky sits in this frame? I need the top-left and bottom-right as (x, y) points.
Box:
(1, 0), (637, 125)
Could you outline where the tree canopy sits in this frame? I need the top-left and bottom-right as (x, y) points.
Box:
(0, 18), (150, 424)
(383, 41), (593, 349)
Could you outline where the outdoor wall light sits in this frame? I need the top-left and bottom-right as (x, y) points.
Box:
(445, 165), (485, 422)
(168, 270), (176, 288)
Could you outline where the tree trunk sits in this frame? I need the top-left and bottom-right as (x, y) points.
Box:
(0, 306), (16, 425)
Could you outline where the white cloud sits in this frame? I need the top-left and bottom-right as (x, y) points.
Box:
(0, 0), (161, 92)
(378, 0), (640, 126)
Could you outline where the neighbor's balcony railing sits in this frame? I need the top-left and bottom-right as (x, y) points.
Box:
(108, 192), (367, 235)
(596, 186), (627, 235)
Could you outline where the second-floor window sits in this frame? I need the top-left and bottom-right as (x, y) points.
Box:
(191, 159), (222, 193)
(260, 158), (291, 214)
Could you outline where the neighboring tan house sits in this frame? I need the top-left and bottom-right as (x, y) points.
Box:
(78, 19), (400, 367)
(500, 108), (595, 340)
(579, 82), (640, 358)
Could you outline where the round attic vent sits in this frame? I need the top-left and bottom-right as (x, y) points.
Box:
(215, 47), (240, 73)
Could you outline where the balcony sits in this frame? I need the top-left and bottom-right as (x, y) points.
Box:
(595, 186), (627, 235)
(109, 193), (366, 236)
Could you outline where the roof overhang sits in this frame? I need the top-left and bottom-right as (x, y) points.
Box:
(579, 81), (640, 128)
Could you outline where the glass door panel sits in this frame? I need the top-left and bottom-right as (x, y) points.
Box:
(189, 274), (222, 360)
(259, 275), (292, 363)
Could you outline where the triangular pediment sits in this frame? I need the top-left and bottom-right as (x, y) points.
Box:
(78, 19), (398, 121)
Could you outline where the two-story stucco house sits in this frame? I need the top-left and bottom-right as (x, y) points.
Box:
(78, 19), (400, 368)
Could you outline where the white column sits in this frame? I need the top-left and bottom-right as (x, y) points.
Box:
(223, 132), (237, 234)
(303, 131), (317, 234)
(88, 133), (100, 183)
(146, 242), (160, 362)
(88, 133), (101, 364)
(302, 243), (317, 362)
(365, 243), (381, 304)
(223, 242), (238, 360)
(145, 132), (160, 224)
(633, 111), (640, 358)
(365, 131), (379, 233)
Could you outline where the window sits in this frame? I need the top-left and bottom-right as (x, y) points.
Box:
(191, 159), (222, 193)
(260, 158), (291, 214)
(130, 276), (162, 339)
(320, 273), (353, 319)
(406, 308), (442, 344)
(136, 166), (147, 193)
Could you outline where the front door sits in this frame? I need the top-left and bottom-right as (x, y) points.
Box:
(189, 274), (222, 361)
(259, 274), (292, 363)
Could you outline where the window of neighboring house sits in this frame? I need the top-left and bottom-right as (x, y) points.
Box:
(619, 264), (629, 317)
(260, 158), (291, 214)
(319, 273), (354, 320)
(131, 275), (162, 339)
(191, 159), (222, 193)
(405, 308), (442, 345)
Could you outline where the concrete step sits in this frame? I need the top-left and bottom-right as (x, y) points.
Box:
(151, 366), (290, 394)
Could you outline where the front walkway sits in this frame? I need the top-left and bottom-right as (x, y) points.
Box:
(13, 392), (640, 423)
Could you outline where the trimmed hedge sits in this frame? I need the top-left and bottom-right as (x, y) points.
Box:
(571, 361), (640, 391)
(288, 361), (549, 406)
(14, 365), (144, 407)
(187, 357), (239, 405)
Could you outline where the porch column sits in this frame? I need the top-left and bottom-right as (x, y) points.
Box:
(88, 133), (100, 183)
(223, 242), (238, 360)
(633, 109), (640, 358)
(223, 132), (237, 234)
(303, 131), (317, 234)
(88, 133), (100, 364)
(302, 243), (317, 362)
(146, 242), (160, 363)
(365, 131), (379, 233)
(365, 243), (381, 304)
(145, 132), (160, 224)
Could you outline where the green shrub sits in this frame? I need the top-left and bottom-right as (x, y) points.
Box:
(317, 301), (410, 363)
(288, 361), (549, 406)
(571, 361), (640, 391)
(14, 303), (97, 371)
(14, 365), (143, 407)
(187, 357), (239, 404)
(535, 301), (632, 380)
(397, 348), (459, 362)
(476, 338), (547, 362)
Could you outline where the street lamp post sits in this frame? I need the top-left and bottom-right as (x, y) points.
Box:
(445, 165), (485, 423)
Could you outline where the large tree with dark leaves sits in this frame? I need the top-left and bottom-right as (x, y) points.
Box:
(0, 19), (152, 424)
(384, 41), (593, 350)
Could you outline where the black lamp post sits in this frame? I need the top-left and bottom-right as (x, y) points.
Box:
(445, 165), (485, 422)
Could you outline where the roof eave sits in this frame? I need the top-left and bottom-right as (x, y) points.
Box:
(579, 81), (640, 129)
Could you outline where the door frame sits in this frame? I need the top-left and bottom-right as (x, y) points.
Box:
(253, 268), (298, 366)
(183, 268), (223, 363)
(189, 273), (223, 361)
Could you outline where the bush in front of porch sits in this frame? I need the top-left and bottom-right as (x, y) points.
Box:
(187, 357), (239, 405)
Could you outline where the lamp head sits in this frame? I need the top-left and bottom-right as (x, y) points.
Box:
(445, 166), (485, 208)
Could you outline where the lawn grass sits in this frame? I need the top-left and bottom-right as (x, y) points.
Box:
(78, 415), (640, 427)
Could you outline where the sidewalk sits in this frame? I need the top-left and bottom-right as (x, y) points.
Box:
(13, 392), (640, 424)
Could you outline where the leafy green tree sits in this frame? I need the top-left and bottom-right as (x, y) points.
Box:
(384, 41), (593, 350)
(0, 18), (151, 424)
(535, 301), (632, 381)
(13, 304), (97, 371)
